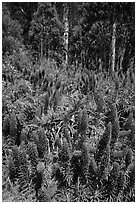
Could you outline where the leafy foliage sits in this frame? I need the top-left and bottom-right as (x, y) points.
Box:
(2, 2), (134, 202)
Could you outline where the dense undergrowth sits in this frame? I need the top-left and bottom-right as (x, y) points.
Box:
(2, 58), (135, 202)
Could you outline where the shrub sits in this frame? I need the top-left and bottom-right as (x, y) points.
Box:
(9, 111), (17, 142)
(77, 108), (88, 136)
(18, 149), (29, 192)
(125, 148), (133, 169)
(95, 122), (111, 163)
(111, 118), (120, 148)
(37, 127), (49, 158)
(43, 92), (49, 114)
(3, 114), (10, 138)
(27, 142), (39, 177)
(8, 155), (17, 183)
(58, 138), (70, 163)
(70, 150), (83, 185)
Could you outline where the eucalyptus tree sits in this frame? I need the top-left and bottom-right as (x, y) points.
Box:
(70, 2), (135, 74)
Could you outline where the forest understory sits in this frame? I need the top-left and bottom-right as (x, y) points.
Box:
(2, 2), (135, 202)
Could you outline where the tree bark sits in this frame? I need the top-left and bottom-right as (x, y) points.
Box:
(111, 21), (116, 74)
(63, 3), (69, 68)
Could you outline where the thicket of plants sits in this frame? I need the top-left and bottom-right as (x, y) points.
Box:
(2, 2), (135, 202)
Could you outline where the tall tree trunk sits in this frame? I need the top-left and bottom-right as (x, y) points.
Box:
(111, 21), (116, 74)
(116, 28), (127, 73)
(63, 3), (69, 68)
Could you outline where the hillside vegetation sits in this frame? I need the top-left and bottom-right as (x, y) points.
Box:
(2, 2), (135, 202)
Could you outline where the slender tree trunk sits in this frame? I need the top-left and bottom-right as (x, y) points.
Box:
(116, 26), (127, 73)
(63, 3), (69, 68)
(111, 21), (116, 74)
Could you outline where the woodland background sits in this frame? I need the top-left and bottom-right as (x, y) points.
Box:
(2, 2), (135, 202)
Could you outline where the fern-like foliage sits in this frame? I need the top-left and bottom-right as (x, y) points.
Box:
(95, 122), (111, 163)
(79, 72), (89, 95)
(129, 124), (135, 148)
(62, 125), (71, 148)
(117, 170), (126, 194)
(88, 155), (98, 190)
(110, 162), (120, 181)
(23, 101), (35, 121)
(43, 92), (49, 114)
(108, 102), (118, 122)
(125, 163), (135, 188)
(18, 149), (29, 192)
(58, 138), (70, 164)
(32, 161), (45, 200)
(53, 90), (60, 111)
(51, 162), (68, 189)
(81, 142), (89, 184)
(3, 114), (10, 138)
(20, 128), (28, 144)
(123, 163), (135, 201)
(99, 145), (111, 180)
(94, 92), (104, 113)
(124, 112), (134, 131)
(104, 162), (120, 200)
(10, 111), (17, 142)
(54, 135), (62, 151)
(77, 108), (88, 136)
(36, 127), (49, 158)
(70, 150), (83, 185)
(88, 71), (96, 93)
(12, 145), (20, 177)
(8, 155), (17, 183)
(125, 148), (133, 169)
(27, 141), (38, 177)
(37, 189), (50, 202)
(110, 118), (120, 149)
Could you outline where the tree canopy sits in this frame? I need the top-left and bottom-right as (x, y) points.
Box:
(3, 2), (134, 73)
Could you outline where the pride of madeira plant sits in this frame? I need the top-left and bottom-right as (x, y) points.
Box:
(2, 2), (134, 202)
